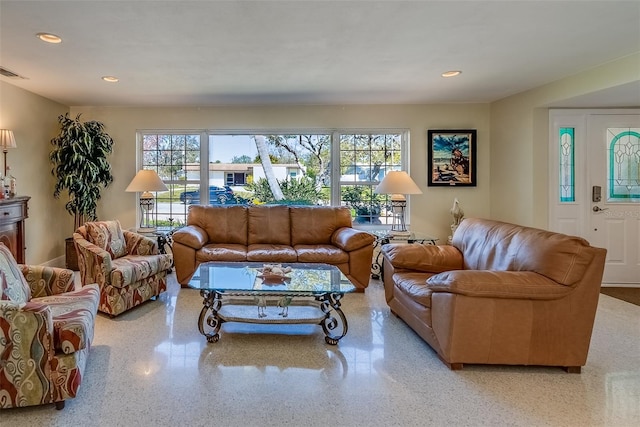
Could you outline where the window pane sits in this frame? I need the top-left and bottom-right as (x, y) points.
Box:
(209, 134), (331, 206)
(559, 127), (575, 202)
(608, 128), (640, 201)
(339, 133), (402, 225)
(140, 133), (201, 228)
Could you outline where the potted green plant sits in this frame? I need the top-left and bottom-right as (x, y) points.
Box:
(50, 113), (115, 269)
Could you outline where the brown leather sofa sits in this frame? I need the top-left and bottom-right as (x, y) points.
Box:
(381, 218), (607, 372)
(173, 205), (375, 290)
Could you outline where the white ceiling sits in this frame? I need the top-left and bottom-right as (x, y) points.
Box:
(1, 0), (639, 107)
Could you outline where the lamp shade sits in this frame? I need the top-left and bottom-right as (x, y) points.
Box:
(374, 171), (422, 195)
(0, 130), (16, 149)
(125, 170), (168, 192)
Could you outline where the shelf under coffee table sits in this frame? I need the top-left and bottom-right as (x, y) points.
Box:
(187, 262), (356, 345)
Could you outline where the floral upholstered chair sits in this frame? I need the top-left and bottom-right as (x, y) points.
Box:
(73, 220), (172, 317)
(0, 243), (99, 409)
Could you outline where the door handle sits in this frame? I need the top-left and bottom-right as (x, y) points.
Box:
(592, 206), (609, 212)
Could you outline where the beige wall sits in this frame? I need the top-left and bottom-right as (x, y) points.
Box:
(490, 53), (640, 228)
(69, 104), (491, 244)
(0, 81), (69, 264)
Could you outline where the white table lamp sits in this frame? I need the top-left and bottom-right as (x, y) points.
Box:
(125, 170), (168, 232)
(374, 171), (422, 234)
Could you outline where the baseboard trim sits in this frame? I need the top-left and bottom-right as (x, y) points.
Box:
(601, 283), (640, 288)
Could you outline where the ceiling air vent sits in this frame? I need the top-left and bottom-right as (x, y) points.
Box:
(0, 67), (27, 79)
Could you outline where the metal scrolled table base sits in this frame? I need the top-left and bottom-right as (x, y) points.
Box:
(197, 290), (349, 345)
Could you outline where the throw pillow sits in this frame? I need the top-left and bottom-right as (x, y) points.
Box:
(85, 220), (128, 259)
(0, 243), (31, 304)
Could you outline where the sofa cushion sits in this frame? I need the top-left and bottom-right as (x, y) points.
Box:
(295, 245), (349, 264)
(32, 283), (99, 354)
(196, 244), (248, 262)
(291, 206), (352, 245)
(110, 254), (172, 288)
(452, 218), (596, 286)
(393, 272), (435, 308)
(248, 205), (291, 246)
(0, 243), (31, 303)
(247, 244), (297, 262)
(85, 220), (127, 259)
(426, 270), (573, 300)
(189, 205), (248, 245)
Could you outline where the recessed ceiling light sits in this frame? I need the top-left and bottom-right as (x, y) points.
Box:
(441, 70), (462, 78)
(102, 76), (119, 83)
(36, 33), (62, 44)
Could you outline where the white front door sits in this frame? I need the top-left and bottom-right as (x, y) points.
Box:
(587, 114), (640, 284)
(549, 110), (640, 285)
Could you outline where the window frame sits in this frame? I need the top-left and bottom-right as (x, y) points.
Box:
(136, 128), (410, 229)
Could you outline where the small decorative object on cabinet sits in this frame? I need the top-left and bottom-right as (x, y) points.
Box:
(0, 195), (30, 263)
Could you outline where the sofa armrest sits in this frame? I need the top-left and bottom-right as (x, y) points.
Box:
(332, 227), (375, 251)
(0, 301), (54, 361)
(73, 234), (112, 263)
(426, 270), (572, 300)
(124, 230), (159, 255)
(382, 244), (463, 273)
(173, 225), (208, 250)
(73, 233), (112, 286)
(19, 265), (75, 298)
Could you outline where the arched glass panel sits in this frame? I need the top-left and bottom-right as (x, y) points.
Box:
(608, 128), (640, 201)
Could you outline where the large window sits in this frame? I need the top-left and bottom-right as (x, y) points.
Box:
(137, 130), (408, 228)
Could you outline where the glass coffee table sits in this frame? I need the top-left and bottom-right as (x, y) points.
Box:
(187, 262), (356, 345)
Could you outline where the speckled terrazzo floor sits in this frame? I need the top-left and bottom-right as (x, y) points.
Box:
(2, 274), (639, 427)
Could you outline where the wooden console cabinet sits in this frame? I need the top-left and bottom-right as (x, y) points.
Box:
(0, 196), (30, 264)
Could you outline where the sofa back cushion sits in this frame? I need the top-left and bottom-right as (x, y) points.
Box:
(0, 243), (31, 303)
(188, 205), (248, 245)
(452, 218), (595, 286)
(85, 220), (128, 259)
(290, 206), (353, 245)
(248, 205), (291, 245)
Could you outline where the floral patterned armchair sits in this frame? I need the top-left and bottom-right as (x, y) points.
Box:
(73, 220), (172, 317)
(0, 243), (99, 409)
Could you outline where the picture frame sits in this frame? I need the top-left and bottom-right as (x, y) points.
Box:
(427, 129), (477, 187)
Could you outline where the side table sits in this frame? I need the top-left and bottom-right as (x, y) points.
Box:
(135, 227), (177, 270)
(369, 230), (438, 279)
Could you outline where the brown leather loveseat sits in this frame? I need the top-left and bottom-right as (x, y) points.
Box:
(173, 204), (375, 290)
(381, 218), (607, 372)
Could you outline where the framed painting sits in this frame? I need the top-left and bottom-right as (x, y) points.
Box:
(427, 129), (477, 186)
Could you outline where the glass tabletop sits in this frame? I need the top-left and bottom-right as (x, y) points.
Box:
(369, 230), (438, 242)
(188, 262), (356, 294)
